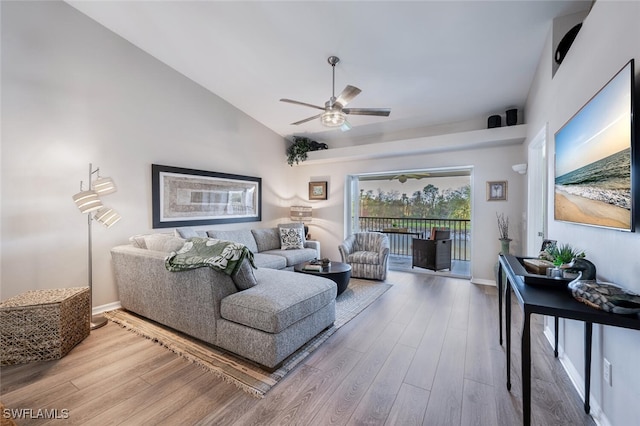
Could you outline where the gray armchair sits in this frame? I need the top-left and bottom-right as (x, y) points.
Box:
(338, 232), (390, 280)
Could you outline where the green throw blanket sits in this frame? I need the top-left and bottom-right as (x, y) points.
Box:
(165, 237), (255, 276)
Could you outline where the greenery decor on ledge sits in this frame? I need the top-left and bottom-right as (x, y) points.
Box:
(286, 136), (328, 166)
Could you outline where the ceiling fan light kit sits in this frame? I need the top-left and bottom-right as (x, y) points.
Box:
(321, 110), (346, 127)
(280, 56), (390, 130)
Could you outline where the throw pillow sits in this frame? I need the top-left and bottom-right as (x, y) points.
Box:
(164, 237), (187, 253)
(175, 228), (200, 239)
(251, 228), (282, 252)
(279, 227), (305, 250)
(208, 230), (259, 253)
(231, 258), (258, 290)
(144, 234), (186, 252)
(129, 234), (147, 249)
(278, 222), (306, 242)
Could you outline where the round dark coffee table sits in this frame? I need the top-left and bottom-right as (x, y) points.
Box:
(294, 261), (352, 296)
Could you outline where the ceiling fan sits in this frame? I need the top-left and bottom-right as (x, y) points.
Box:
(280, 56), (391, 131)
(390, 173), (430, 183)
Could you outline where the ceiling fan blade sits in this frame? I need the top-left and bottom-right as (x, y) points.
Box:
(342, 108), (391, 117)
(280, 99), (325, 111)
(335, 85), (361, 108)
(340, 120), (352, 132)
(291, 113), (323, 125)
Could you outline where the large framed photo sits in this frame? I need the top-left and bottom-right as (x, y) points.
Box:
(554, 60), (635, 231)
(152, 164), (261, 228)
(487, 181), (507, 201)
(309, 181), (328, 200)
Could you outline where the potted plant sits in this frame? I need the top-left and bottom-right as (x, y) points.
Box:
(540, 242), (585, 267)
(286, 137), (329, 166)
(286, 136), (312, 166)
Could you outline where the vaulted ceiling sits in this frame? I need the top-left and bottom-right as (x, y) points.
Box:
(67, 1), (592, 147)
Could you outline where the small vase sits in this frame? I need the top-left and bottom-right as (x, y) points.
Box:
(495, 239), (512, 285)
(499, 238), (512, 255)
(547, 267), (563, 279)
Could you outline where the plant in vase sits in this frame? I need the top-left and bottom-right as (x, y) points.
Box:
(540, 242), (586, 277)
(496, 212), (511, 254)
(540, 242), (585, 266)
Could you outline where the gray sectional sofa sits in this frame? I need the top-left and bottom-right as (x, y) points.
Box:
(111, 226), (335, 368)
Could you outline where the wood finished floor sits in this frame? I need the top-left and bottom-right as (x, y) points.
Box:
(1, 270), (595, 425)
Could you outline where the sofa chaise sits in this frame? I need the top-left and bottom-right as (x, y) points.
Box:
(111, 226), (335, 368)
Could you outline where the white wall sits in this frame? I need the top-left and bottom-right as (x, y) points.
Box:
(0, 1), (291, 306)
(290, 139), (526, 284)
(525, 1), (640, 424)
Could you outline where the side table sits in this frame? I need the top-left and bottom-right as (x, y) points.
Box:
(0, 287), (90, 365)
(412, 237), (452, 271)
(294, 261), (352, 296)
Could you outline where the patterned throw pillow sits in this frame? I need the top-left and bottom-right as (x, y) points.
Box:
(279, 227), (305, 250)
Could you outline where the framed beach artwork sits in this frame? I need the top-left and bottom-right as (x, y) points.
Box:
(554, 59), (635, 231)
(487, 181), (507, 201)
(152, 164), (261, 228)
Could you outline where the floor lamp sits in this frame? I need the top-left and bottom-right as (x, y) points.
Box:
(72, 163), (121, 330)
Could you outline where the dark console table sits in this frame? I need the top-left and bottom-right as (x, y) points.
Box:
(498, 254), (640, 426)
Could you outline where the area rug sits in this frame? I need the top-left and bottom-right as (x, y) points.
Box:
(104, 278), (391, 398)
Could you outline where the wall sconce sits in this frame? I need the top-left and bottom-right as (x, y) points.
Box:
(72, 163), (121, 330)
(512, 163), (527, 175)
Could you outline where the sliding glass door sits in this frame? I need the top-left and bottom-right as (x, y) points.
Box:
(345, 168), (472, 277)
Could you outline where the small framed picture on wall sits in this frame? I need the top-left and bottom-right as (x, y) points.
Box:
(309, 181), (328, 200)
(487, 181), (507, 201)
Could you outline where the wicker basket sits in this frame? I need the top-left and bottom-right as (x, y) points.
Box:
(0, 287), (90, 365)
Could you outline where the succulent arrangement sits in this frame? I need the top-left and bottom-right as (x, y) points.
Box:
(540, 242), (586, 267)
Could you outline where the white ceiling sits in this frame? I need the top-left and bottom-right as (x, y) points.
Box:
(67, 0), (592, 147)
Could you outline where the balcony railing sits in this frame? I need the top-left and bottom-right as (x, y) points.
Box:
(358, 216), (471, 261)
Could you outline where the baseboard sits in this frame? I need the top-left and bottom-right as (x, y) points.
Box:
(93, 301), (121, 315)
(471, 277), (495, 286)
(543, 323), (610, 426)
